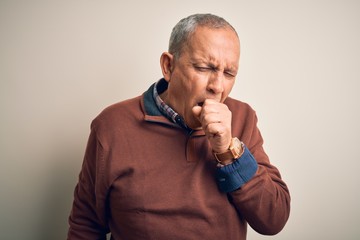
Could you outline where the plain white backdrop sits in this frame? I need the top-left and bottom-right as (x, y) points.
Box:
(1, 0), (359, 239)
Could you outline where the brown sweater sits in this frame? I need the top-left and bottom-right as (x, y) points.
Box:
(67, 83), (290, 240)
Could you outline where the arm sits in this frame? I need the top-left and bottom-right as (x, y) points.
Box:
(218, 113), (290, 235)
(67, 123), (109, 239)
(193, 99), (290, 235)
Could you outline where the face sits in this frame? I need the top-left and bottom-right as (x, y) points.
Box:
(160, 26), (240, 129)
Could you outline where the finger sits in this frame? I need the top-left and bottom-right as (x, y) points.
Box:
(192, 105), (202, 120)
(198, 105), (220, 123)
(204, 122), (226, 136)
(202, 113), (221, 128)
(203, 98), (220, 105)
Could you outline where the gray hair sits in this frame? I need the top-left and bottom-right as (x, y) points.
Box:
(168, 13), (238, 59)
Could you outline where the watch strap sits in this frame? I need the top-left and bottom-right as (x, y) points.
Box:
(214, 151), (236, 163)
(213, 137), (243, 164)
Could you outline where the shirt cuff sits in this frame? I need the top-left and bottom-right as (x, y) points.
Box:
(215, 145), (258, 193)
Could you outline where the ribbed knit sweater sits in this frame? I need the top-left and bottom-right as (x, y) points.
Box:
(67, 82), (290, 240)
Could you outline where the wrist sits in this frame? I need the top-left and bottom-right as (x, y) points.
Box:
(213, 137), (244, 166)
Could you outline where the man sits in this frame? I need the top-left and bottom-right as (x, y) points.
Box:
(67, 13), (290, 239)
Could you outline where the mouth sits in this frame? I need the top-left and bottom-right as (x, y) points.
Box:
(197, 102), (204, 107)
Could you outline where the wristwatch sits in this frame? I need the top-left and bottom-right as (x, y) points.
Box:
(214, 137), (243, 165)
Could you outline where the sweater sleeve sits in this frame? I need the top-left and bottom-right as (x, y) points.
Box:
(215, 146), (258, 193)
(226, 110), (290, 235)
(67, 122), (109, 240)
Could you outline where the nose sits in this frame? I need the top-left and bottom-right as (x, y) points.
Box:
(207, 72), (224, 95)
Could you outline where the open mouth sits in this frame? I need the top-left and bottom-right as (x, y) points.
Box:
(197, 102), (204, 107)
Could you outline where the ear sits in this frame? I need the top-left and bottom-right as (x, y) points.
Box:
(160, 52), (174, 82)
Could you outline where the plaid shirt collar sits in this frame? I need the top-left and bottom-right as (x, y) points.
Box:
(153, 79), (191, 131)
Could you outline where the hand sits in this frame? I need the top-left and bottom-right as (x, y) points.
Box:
(192, 99), (232, 153)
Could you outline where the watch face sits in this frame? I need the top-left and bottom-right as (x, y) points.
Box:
(214, 137), (243, 163)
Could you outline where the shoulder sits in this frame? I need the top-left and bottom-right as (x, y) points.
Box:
(225, 98), (261, 143)
(91, 95), (143, 130)
(224, 97), (256, 116)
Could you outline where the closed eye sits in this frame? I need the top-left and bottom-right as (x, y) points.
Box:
(195, 66), (212, 72)
(224, 71), (236, 78)
(194, 64), (236, 77)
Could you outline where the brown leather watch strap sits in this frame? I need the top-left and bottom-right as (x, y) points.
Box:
(213, 137), (243, 165)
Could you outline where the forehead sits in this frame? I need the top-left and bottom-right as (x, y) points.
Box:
(183, 26), (240, 65)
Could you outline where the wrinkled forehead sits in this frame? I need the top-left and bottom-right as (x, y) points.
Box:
(184, 26), (240, 54)
(187, 26), (240, 53)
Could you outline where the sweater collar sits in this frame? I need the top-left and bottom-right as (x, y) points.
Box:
(141, 79), (202, 135)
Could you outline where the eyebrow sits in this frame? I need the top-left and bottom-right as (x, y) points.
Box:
(191, 60), (238, 74)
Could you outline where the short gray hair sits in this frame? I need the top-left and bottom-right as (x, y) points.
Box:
(168, 13), (238, 59)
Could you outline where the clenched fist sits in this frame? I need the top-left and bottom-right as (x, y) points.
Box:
(192, 99), (232, 153)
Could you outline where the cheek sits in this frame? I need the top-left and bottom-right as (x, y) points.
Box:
(177, 77), (201, 99)
(225, 80), (235, 93)
(190, 75), (209, 93)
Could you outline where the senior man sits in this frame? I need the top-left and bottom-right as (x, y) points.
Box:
(67, 13), (290, 240)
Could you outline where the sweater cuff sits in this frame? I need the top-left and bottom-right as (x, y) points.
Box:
(215, 145), (258, 193)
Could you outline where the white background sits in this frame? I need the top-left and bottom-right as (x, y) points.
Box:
(1, 0), (359, 239)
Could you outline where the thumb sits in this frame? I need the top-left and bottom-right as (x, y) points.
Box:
(192, 105), (202, 119)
